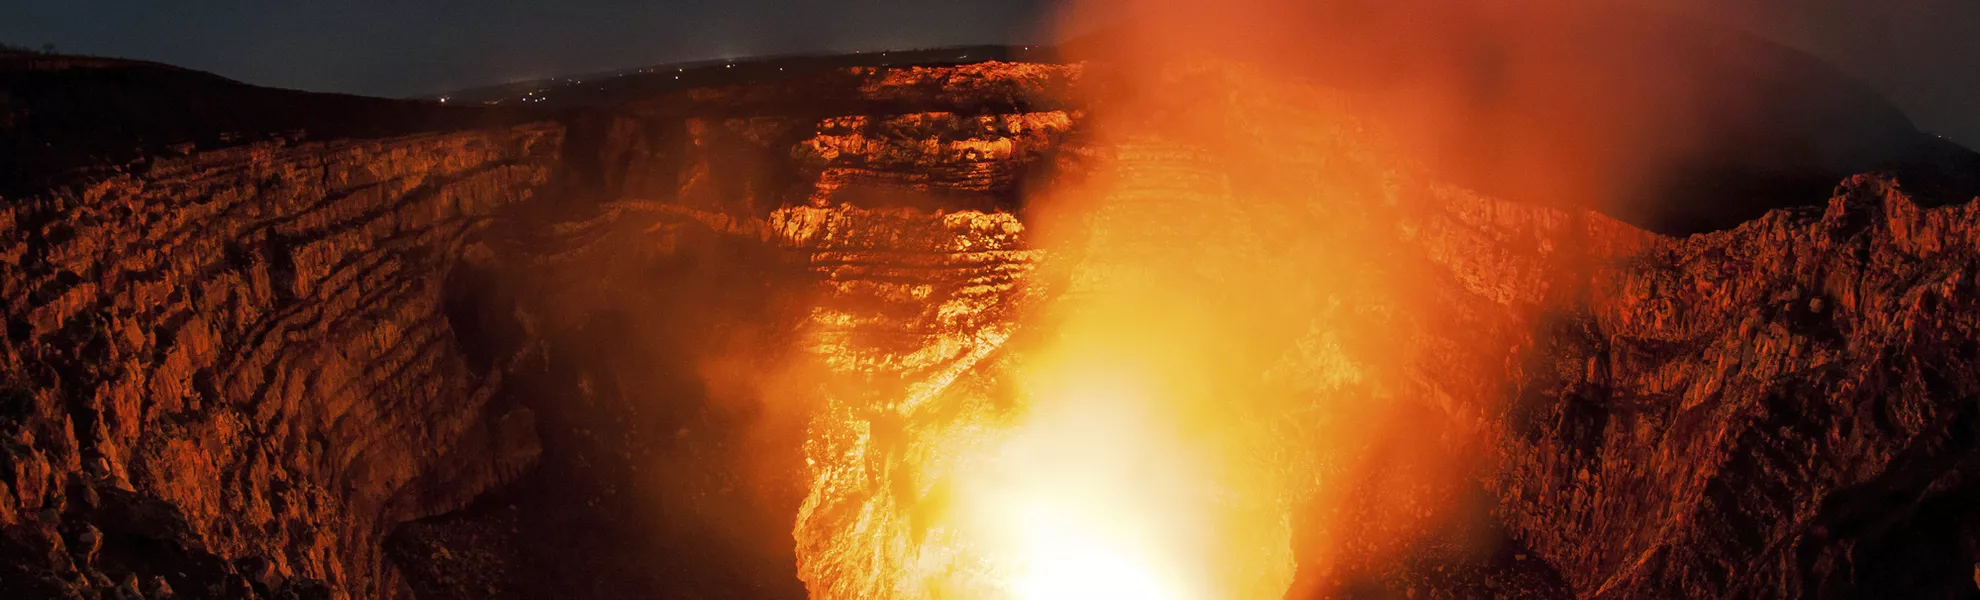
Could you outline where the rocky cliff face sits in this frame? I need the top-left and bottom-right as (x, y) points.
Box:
(0, 125), (559, 598)
(4, 53), (1979, 600)
(758, 67), (1980, 599)
(1495, 175), (1980, 599)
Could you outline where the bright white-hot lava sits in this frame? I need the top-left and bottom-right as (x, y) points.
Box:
(790, 49), (1465, 600)
(951, 367), (1220, 600)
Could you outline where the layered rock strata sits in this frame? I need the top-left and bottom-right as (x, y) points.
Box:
(3, 56), (1978, 600)
(0, 128), (559, 598)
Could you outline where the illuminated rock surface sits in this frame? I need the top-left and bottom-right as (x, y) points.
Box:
(1, 50), (1978, 600)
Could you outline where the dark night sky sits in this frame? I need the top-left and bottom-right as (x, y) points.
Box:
(3, 0), (1976, 147)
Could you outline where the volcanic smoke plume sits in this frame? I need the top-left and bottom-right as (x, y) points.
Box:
(788, 2), (1518, 596)
(782, 0), (1930, 593)
(11, 1), (1979, 599)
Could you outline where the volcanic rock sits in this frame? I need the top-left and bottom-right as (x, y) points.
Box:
(2, 32), (1978, 600)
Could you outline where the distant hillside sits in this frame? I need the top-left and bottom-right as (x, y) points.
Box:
(0, 52), (538, 197)
(427, 45), (1058, 109)
(7, 23), (1978, 235)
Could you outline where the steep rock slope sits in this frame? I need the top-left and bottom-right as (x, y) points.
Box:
(379, 63), (1079, 600)
(0, 127), (560, 599)
(1496, 175), (1980, 599)
(5, 50), (1980, 600)
(707, 65), (1980, 599)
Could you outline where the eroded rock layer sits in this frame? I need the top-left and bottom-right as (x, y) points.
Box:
(0, 128), (559, 598)
(1498, 175), (1980, 599)
(3, 55), (1978, 600)
(762, 66), (1980, 599)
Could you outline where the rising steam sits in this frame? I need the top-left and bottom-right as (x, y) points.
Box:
(786, 0), (1780, 597)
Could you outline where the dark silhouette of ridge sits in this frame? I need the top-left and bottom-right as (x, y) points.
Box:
(1059, 1), (1980, 234)
(0, 51), (542, 197)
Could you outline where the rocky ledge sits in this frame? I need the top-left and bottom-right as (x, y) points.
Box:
(2, 51), (1978, 600)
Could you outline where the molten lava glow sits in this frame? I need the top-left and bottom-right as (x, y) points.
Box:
(1003, 485), (1181, 600)
(789, 5), (1487, 596)
(1011, 532), (1176, 600)
(789, 66), (1386, 596)
(952, 371), (1215, 600)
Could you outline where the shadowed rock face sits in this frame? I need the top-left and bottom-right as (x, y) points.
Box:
(0, 126), (559, 598)
(1497, 175), (1980, 599)
(3, 46), (1979, 600)
(1403, 173), (1980, 599)
(0, 52), (537, 199)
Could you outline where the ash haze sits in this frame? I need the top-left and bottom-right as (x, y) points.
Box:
(2, 0), (1976, 147)
(1645, 0), (1980, 153)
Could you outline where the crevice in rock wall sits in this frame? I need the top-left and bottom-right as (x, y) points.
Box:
(1495, 176), (1980, 599)
(388, 213), (818, 600)
(0, 124), (563, 599)
(393, 64), (1980, 600)
(1803, 449), (1980, 597)
(380, 63), (1086, 600)
(8, 54), (1980, 600)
